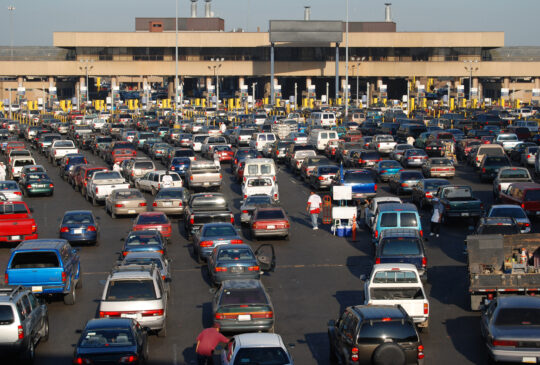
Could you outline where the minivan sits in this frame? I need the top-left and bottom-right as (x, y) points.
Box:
(308, 129), (339, 151)
(249, 133), (277, 152)
(372, 203), (422, 242)
(308, 112), (337, 128)
(243, 158), (277, 181)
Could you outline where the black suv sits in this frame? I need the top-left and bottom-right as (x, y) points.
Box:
(328, 305), (424, 365)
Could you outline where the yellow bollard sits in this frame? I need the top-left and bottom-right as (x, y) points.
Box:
(309, 99), (314, 109)
(337, 98), (342, 105)
(450, 98), (454, 111)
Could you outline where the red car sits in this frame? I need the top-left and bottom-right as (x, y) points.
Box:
(213, 146), (234, 163)
(132, 212), (172, 240)
(250, 207), (290, 241)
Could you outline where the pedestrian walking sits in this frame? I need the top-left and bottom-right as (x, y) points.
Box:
(112, 161), (121, 173)
(407, 135), (415, 146)
(306, 191), (322, 230)
(195, 324), (229, 365)
(162, 170), (173, 188)
(0, 162), (6, 180)
(430, 198), (442, 238)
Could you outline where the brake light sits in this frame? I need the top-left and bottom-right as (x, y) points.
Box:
(153, 202), (157, 207)
(62, 272), (67, 283)
(115, 204), (124, 208)
(4, 273), (8, 284)
(248, 266), (260, 271)
(230, 214), (235, 224)
(417, 345), (425, 360)
(189, 215), (195, 225)
(199, 240), (213, 247)
(119, 355), (139, 363)
(482, 168), (486, 173)
(374, 230), (378, 238)
(13, 191), (21, 196)
(60, 227), (69, 233)
(401, 183), (407, 187)
(242, 210), (249, 213)
(375, 258), (381, 264)
(522, 203), (526, 209)
(141, 309), (164, 317)
(351, 346), (359, 362)
(424, 303), (429, 315)
(492, 339), (517, 347)
(214, 267), (227, 272)
(425, 191), (433, 198)
(318, 176), (325, 180)
(31, 224), (37, 233)
(358, 159), (364, 164)
(230, 239), (243, 244)
(422, 257), (427, 267)
(95, 187), (99, 193)
(87, 225), (96, 232)
(139, 202), (147, 207)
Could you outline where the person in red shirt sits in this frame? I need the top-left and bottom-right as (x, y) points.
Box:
(196, 324), (229, 365)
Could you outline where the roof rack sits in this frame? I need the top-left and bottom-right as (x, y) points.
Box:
(111, 263), (156, 274)
(0, 285), (25, 300)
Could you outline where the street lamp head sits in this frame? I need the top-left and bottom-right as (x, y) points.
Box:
(361, 57), (366, 61)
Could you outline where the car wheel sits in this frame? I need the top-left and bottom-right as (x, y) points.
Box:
(419, 321), (429, 334)
(284, 234), (290, 241)
(111, 209), (117, 219)
(151, 187), (157, 196)
(371, 343), (406, 365)
(21, 339), (35, 364)
(64, 285), (76, 305)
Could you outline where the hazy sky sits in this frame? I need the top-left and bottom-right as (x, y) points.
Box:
(1, 0), (538, 46)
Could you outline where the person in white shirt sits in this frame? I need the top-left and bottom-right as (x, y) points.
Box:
(0, 162), (6, 180)
(430, 198), (442, 238)
(406, 135), (415, 146)
(306, 191), (323, 230)
(112, 161), (121, 173)
(220, 122), (227, 134)
(162, 171), (173, 188)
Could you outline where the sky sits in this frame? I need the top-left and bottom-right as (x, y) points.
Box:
(0, 0), (539, 46)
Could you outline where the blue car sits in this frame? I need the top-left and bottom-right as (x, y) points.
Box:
(59, 153), (87, 180)
(59, 210), (99, 245)
(373, 160), (403, 182)
(334, 169), (377, 203)
(169, 157), (191, 178)
(192, 223), (244, 263)
(120, 230), (167, 258)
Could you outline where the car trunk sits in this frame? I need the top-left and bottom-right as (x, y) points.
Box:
(7, 251), (64, 288)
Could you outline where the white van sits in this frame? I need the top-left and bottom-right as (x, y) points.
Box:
(308, 129), (339, 151)
(249, 133), (277, 152)
(308, 112), (337, 128)
(243, 158), (277, 181)
(514, 120), (539, 133)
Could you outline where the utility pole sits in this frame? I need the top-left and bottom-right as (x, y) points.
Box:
(344, 0), (349, 118)
(8, 6), (15, 60)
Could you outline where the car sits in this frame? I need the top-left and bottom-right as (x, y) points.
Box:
(509, 142), (536, 162)
(73, 318), (149, 365)
(421, 157), (455, 179)
(411, 178), (451, 209)
(493, 167), (533, 201)
(58, 153), (87, 180)
(0, 180), (23, 201)
(132, 212), (172, 241)
(220, 333), (293, 365)
(240, 195), (276, 224)
(0, 285), (49, 363)
(480, 296), (540, 364)
(521, 145), (538, 167)
(242, 176), (279, 203)
(19, 171), (54, 197)
(192, 223), (244, 263)
(212, 279), (275, 333)
(390, 143), (414, 161)
(308, 165), (339, 190)
(487, 204), (531, 233)
(250, 206), (290, 241)
(99, 265), (168, 336)
(120, 230), (167, 258)
(328, 304), (424, 365)
(135, 170), (183, 195)
(105, 188), (147, 219)
(424, 140), (445, 157)
(473, 217), (521, 235)
(207, 244), (275, 285)
(388, 170), (425, 195)
(120, 251), (171, 286)
(151, 187), (189, 216)
(401, 148), (428, 168)
(479, 155), (511, 182)
(59, 210), (99, 245)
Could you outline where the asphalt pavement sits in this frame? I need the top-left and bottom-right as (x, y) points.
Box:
(0, 138), (525, 365)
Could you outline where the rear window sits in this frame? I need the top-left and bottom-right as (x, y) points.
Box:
(159, 174), (181, 182)
(136, 214), (168, 224)
(218, 248), (255, 261)
(0, 203), (28, 214)
(495, 308), (540, 326)
(357, 321), (418, 343)
(256, 210), (285, 220)
(425, 180), (450, 190)
(94, 172), (123, 180)
(191, 196), (227, 210)
(401, 172), (423, 180)
(500, 169), (529, 179)
(343, 172), (374, 183)
(525, 189), (540, 202)
(247, 178), (272, 187)
(233, 348), (289, 365)
(380, 213), (397, 228)
(372, 270), (418, 284)
(156, 189), (184, 199)
(361, 152), (381, 160)
(479, 225), (519, 235)
(14, 160), (34, 167)
(63, 213), (93, 224)
(126, 234), (161, 245)
(0, 305), (14, 325)
(10, 251), (60, 269)
(381, 239), (421, 255)
(219, 288), (267, 306)
(318, 166), (339, 174)
(489, 207), (526, 219)
(400, 213), (418, 227)
(134, 161), (154, 169)
(484, 157), (509, 166)
(80, 328), (135, 348)
(245, 196), (272, 205)
(202, 225), (236, 237)
(106, 279), (157, 300)
(115, 190), (144, 199)
(0, 181), (18, 189)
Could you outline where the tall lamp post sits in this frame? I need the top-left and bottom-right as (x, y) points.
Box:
(175, 0), (179, 126)
(208, 58), (224, 108)
(79, 59), (94, 105)
(344, 0), (349, 118)
(8, 5), (15, 60)
(350, 56), (365, 107)
(464, 60), (479, 103)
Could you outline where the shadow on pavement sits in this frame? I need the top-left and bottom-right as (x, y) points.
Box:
(300, 332), (331, 365)
(333, 290), (364, 314)
(445, 316), (486, 365)
(428, 265), (470, 311)
(345, 255), (373, 279)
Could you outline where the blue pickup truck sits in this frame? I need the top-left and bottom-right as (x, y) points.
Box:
(334, 169), (377, 203)
(5, 239), (81, 305)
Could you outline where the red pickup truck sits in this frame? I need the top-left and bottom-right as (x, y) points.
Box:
(0, 201), (38, 243)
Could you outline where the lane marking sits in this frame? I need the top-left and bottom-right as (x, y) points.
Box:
(173, 343), (178, 365)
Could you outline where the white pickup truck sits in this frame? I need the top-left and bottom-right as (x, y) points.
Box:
(362, 263), (429, 332)
(49, 140), (79, 166)
(371, 134), (397, 154)
(86, 171), (130, 206)
(242, 176), (279, 202)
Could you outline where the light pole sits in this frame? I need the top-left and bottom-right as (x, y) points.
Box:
(8, 6), (15, 60)
(344, 0), (349, 118)
(326, 82), (329, 105)
(175, 0), (179, 125)
(79, 59), (94, 105)
(208, 58), (223, 108)
(252, 82), (257, 109)
(464, 60), (479, 102)
(294, 82), (298, 110)
(350, 56), (364, 107)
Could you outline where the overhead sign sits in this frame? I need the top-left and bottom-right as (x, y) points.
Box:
(457, 85), (465, 98)
(533, 89), (540, 97)
(501, 88), (509, 97)
(269, 20), (343, 43)
(471, 87), (478, 98)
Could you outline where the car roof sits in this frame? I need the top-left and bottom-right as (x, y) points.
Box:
(85, 318), (133, 329)
(377, 203), (417, 212)
(379, 228), (422, 238)
(235, 333), (285, 348)
(64, 210), (94, 215)
(351, 305), (407, 320)
(14, 239), (67, 251)
(221, 279), (262, 290)
(497, 296), (540, 308)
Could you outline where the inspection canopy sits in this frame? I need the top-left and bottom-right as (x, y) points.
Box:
(269, 20), (343, 43)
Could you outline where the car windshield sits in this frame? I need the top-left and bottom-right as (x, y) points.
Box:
(357, 321), (418, 343)
(136, 214), (168, 224)
(381, 239), (421, 255)
(80, 328), (135, 348)
(233, 348), (289, 365)
(105, 279), (157, 300)
(500, 169), (529, 179)
(126, 234), (161, 246)
(63, 213), (93, 224)
(203, 225), (237, 237)
(495, 308), (540, 326)
(256, 210), (285, 220)
(490, 207), (527, 219)
(217, 248), (255, 261)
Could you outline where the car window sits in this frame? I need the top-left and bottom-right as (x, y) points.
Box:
(0, 305), (14, 325)
(494, 308), (540, 326)
(380, 213), (397, 228)
(400, 213), (418, 227)
(357, 321), (418, 343)
(22, 295), (32, 315)
(27, 293), (39, 310)
(80, 328), (135, 347)
(381, 238), (421, 255)
(10, 251), (60, 269)
(105, 279), (157, 301)
(203, 225), (237, 237)
(218, 248), (255, 261)
(373, 270), (418, 283)
(16, 301), (25, 320)
(525, 190), (540, 202)
(256, 210), (285, 220)
(233, 347), (289, 365)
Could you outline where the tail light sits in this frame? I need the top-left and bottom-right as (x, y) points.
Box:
(4, 273), (8, 284)
(60, 227), (69, 233)
(62, 272), (67, 283)
(522, 203), (526, 209)
(26, 185), (32, 189)
(425, 192), (433, 198)
(86, 226), (96, 232)
(274, 193), (278, 200)
(351, 347), (359, 362)
(230, 214), (235, 224)
(482, 168), (486, 173)
(153, 202), (157, 207)
(141, 309), (164, 317)
(498, 185), (501, 191)
(377, 143), (381, 148)
(31, 224), (37, 233)
(374, 230), (378, 238)
(139, 202), (147, 207)
(492, 339), (517, 347)
(525, 223), (530, 227)
(374, 184), (377, 191)
(14, 191), (21, 196)
(417, 345), (425, 360)
(358, 159), (364, 164)
(528, 154), (532, 159)
(115, 204), (124, 208)
(424, 303), (429, 315)
(242, 210), (249, 213)
(248, 266), (260, 271)
(17, 325), (24, 340)
(375, 258), (381, 264)
(214, 267), (227, 272)
(199, 240), (213, 247)
(190, 176), (193, 181)
(422, 257), (427, 267)
(119, 355), (139, 363)
(95, 187), (99, 193)
(230, 239), (243, 244)
(49, 183), (54, 188)
(401, 183), (407, 187)
(189, 215), (195, 225)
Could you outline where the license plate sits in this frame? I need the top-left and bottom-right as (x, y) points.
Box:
(230, 266), (243, 273)
(31, 286), (42, 293)
(203, 182), (210, 186)
(523, 357), (537, 363)
(163, 202), (173, 207)
(121, 313), (138, 319)
(267, 225), (276, 229)
(237, 314), (251, 321)
(38, 184), (47, 188)
(128, 210), (136, 214)
(10, 235), (20, 240)
(462, 212), (469, 217)
(73, 229), (83, 234)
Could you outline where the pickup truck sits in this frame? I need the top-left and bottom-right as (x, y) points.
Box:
(85, 171), (130, 206)
(242, 176), (279, 202)
(362, 263), (429, 331)
(105, 141), (137, 165)
(466, 233), (540, 310)
(183, 193), (234, 238)
(437, 185), (484, 223)
(492, 166), (532, 201)
(5, 239), (81, 305)
(48, 140), (79, 166)
(495, 133), (521, 152)
(333, 168), (377, 203)
(185, 160), (222, 191)
(371, 134), (397, 155)
(0, 201), (38, 243)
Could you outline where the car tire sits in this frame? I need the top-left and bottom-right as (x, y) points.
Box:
(41, 317), (49, 342)
(284, 234), (290, 241)
(151, 188), (157, 196)
(21, 339), (35, 365)
(111, 209), (117, 219)
(371, 343), (406, 365)
(419, 321), (429, 333)
(64, 285), (76, 305)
